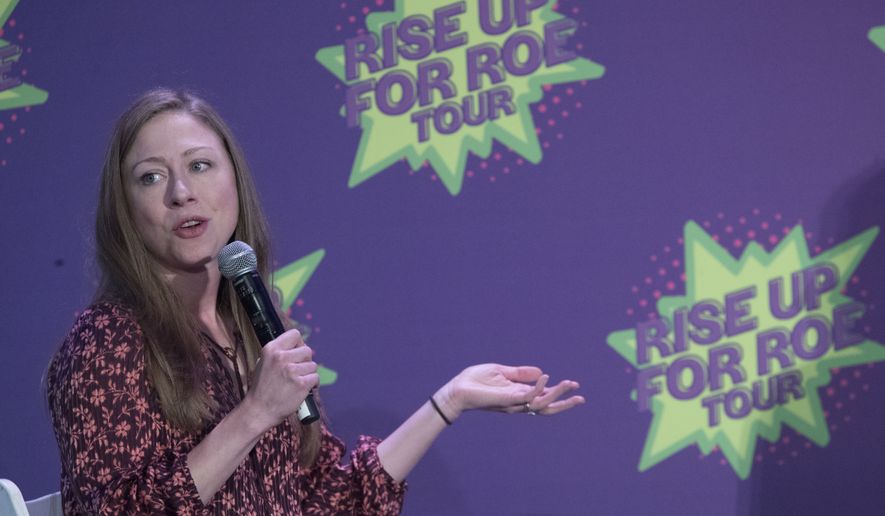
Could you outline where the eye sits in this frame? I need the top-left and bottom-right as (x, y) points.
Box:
(190, 160), (211, 173)
(139, 172), (163, 185)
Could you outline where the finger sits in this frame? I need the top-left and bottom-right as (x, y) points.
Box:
(272, 329), (304, 350)
(538, 395), (585, 415)
(260, 348), (310, 374)
(301, 372), (321, 390)
(529, 379), (579, 410)
(288, 359), (318, 373)
(522, 374), (549, 403)
(532, 378), (580, 403)
(285, 371), (321, 393)
(538, 379), (579, 401)
(496, 375), (548, 411)
(276, 345), (314, 363)
(286, 361), (318, 379)
(501, 403), (529, 414)
(487, 397), (540, 414)
(500, 365), (543, 384)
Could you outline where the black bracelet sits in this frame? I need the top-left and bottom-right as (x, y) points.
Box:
(429, 396), (452, 426)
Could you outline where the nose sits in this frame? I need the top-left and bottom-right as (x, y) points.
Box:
(167, 173), (196, 207)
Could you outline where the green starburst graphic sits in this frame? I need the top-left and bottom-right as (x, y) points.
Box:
(273, 249), (337, 385)
(870, 25), (885, 53)
(607, 222), (885, 479)
(0, 0), (48, 111)
(316, 0), (605, 195)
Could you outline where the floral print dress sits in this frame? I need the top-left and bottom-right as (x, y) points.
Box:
(47, 303), (406, 515)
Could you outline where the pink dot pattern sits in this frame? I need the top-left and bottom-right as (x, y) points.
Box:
(0, 17), (36, 167)
(286, 297), (321, 339)
(621, 209), (877, 470)
(330, 0), (595, 189)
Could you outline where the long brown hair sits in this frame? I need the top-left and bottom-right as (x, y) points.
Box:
(95, 88), (320, 465)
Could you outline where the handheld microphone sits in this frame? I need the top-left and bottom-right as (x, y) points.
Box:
(218, 240), (320, 424)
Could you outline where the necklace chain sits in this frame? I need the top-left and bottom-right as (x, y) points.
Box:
(200, 332), (246, 397)
(202, 331), (237, 361)
(219, 345), (236, 361)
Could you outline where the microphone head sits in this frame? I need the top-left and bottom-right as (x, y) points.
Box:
(218, 241), (258, 279)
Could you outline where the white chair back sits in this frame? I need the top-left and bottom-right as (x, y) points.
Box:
(0, 478), (29, 516)
(24, 491), (62, 516)
(0, 479), (62, 516)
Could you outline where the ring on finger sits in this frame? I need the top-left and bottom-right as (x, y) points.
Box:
(523, 402), (537, 416)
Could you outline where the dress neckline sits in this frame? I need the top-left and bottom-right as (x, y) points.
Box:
(201, 331), (246, 398)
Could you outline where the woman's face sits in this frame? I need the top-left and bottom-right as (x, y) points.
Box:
(123, 111), (239, 277)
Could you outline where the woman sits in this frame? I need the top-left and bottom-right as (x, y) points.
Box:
(47, 88), (584, 514)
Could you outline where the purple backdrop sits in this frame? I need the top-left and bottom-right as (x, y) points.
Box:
(2, 1), (885, 514)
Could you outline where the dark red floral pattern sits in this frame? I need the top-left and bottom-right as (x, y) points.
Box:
(47, 303), (406, 515)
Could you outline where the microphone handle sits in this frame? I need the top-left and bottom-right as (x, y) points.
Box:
(233, 270), (320, 424)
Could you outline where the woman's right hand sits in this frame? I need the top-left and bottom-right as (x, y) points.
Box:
(188, 329), (317, 501)
(244, 329), (319, 431)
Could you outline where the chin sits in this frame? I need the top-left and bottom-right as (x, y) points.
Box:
(162, 254), (217, 275)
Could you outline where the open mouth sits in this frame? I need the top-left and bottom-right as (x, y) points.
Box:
(174, 218), (207, 237)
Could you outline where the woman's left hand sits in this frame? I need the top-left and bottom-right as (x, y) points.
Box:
(433, 364), (585, 423)
(377, 364), (584, 481)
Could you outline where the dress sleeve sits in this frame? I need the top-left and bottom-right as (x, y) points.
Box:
(47, 304), (207, 515)
(299, 426), (407, 515)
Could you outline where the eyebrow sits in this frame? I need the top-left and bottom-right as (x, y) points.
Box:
(130, 146), (215, 171)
